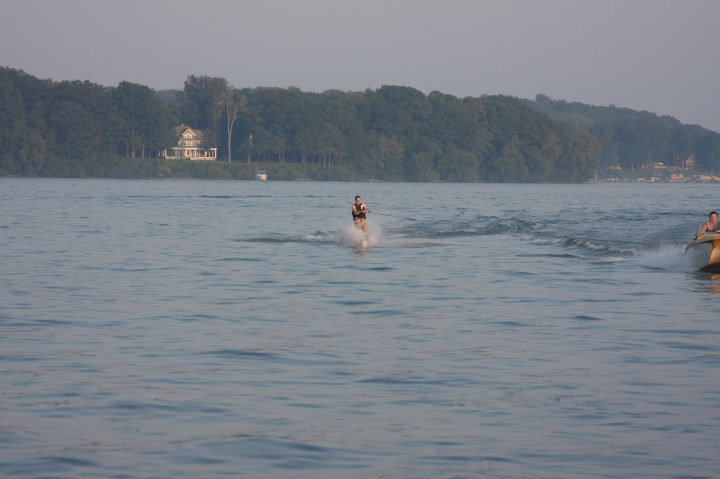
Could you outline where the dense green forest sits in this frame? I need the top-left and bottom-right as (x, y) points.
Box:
(523, 95), (720, 172)
(3, 66), (717, 181)
(0, 67), (599, 182)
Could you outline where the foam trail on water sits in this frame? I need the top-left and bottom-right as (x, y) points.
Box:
(633, 245), (695, 272)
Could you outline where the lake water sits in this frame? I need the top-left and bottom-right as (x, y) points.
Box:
(1, 178), (719, 479)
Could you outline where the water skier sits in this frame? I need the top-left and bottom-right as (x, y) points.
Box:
(352, 195), (371, 233)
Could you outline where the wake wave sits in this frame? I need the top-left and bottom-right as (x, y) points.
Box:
(631, 245), (696, 272)
(237, 225), (382, 249)
(407, 216), (546, 238)
(532, 234), (696, 271)
(238, 233), (338, 245)
(236, 216), (699, 272)
(529, 236), (638, 255)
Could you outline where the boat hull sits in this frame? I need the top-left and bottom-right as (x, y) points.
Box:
(684, 234), (720, 272)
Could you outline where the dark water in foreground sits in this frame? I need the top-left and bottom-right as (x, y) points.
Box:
(1, 178), (719, 479)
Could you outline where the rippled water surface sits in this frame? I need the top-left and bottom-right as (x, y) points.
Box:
(1, 178), (719, 478)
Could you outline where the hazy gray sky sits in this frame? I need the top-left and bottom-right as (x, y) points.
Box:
(2, 0), (719, 131)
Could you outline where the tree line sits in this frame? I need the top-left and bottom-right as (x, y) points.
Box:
(524, 94), (720, 172)
(6, 66), (714, 181)
(172, 76), (600, 182)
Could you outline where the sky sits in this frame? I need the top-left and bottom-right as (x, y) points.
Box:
(2, 0), (719, 132)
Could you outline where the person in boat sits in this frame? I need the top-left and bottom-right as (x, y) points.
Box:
(352, 195), (371, 233)
(699, 211), (719, 234)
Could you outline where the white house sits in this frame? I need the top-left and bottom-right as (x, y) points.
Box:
(160, 125), (217, 160)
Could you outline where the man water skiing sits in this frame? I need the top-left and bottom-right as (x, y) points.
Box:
(352, 195), (371, 233)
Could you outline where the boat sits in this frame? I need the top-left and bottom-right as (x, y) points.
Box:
(255, 170), (267, 181)
(684, 223), (720, 272)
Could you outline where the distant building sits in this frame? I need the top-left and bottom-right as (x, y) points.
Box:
(640, 161), (667, 170)
(160, 125), (217, 160)
(670, 173), (686, 182)
(695, 174), (720, 182)
(682, 154), (696, 170)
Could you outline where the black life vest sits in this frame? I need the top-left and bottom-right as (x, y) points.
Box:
(352, 203), (366, 220)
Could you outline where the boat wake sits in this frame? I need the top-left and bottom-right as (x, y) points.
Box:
(542, 235), (696, 272)
(529, 235), (638, 256)
(236, 215), (708, 271)
(238, 225), (383, 250)
(631, 246), (696, 272)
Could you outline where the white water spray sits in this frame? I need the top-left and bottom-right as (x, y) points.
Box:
(633, 245), (695, 272)
(341, 224), (381, 249)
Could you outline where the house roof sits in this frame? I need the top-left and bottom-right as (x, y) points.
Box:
(174, 124), (204, 140)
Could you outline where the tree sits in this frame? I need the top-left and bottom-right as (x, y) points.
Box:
(113, 81), (175, 158)
(223, 89), (247, 163)
(49, 80), (109, 159)
(696, 133), (720, 171)
(181, 75), (229, 149)
(483, 138), (528, 182)
(437, 147), (479, 182)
